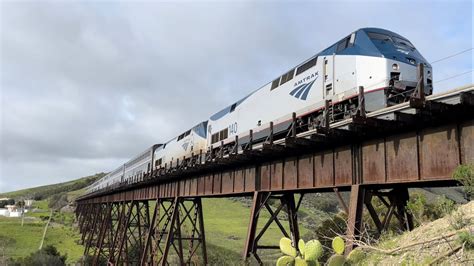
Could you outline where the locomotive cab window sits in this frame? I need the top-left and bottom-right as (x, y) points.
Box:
(336, 35), (351, 52)
(392, 36), (415, 49)
(367, 32), (392, 42)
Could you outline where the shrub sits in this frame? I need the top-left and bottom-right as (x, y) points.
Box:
(407, 193), (456, 226)
(406, 193), (427, 225)
(452, 164), (474, 199)
(0, 199), (15, 208)
(457, 231), (474, 249)
(9, 245), (67, 266)
(312, 213), (347, 261)
(448, 208), (470, 230)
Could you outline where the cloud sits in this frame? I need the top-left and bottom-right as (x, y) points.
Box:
(0, 1), (472, 192)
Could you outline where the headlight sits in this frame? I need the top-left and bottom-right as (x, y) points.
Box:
(392, 63), (399, 70)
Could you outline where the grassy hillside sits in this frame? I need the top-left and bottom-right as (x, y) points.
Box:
(0, 205), (84, 264)
(357, 200), (473, 265)
(0, 173), (104, 200)
(0, 174), (106, 264)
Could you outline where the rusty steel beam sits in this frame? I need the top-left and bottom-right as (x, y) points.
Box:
(244, 192), (301, 264)
(345, 185), (364, 254)
(77, 119), (473, 204)
(92, 203), (112, 265)
(112, 201), (134, 265)
(141, 198), (160, 265)
(334, 188), (349, 215)
(160, 197), (180, 266)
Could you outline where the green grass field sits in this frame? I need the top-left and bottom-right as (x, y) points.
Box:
(0, 215), (84, 264)
(0, 174), (329, 264)
(0, 196), (317, 264)
(0, 199), (82, 263)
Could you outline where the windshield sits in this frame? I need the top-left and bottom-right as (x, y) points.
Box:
(392, 36), (415, 49)
(367, 32), (393, 42)
(368, 32), (416, 50)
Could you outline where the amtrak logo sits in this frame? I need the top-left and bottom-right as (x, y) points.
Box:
(182, 142), (189, 151)
(182, 139), (192, 151)
(290, 72), (318, 100)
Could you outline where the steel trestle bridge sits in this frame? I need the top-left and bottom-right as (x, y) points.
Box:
(76, 84), (474, 265)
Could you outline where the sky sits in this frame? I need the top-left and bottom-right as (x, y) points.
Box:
(0, 0), (472, 193)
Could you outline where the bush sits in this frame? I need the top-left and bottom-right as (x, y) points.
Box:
(407, 193), (427, 224)
(8, 245), (67, 266)
(308, 213), (347, 262)
(452, 164), (474, 199)
(0, 199), (15, 208)
(457, 231), (474, 249)
(407, 193), (456, 226)
(448, 208), (470, 230)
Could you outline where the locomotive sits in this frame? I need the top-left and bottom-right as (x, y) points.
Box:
(86, 28), (432, 193)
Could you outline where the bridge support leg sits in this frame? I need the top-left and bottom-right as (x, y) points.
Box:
(81, 203), (99, 245)
(122, 201), (150, 265)
(346, 186), (414, 253)
(92, 202), (114, 265)
(84, 203), (103, 257)
(141, 197), (207, 265)
(346, 185), (365, 254)
(365, 188), (414, 233)
(108, 201), (133, 265)
(244, 192), (302, 264)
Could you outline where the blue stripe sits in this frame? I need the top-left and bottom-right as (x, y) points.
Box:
(294, 83), (310, 98)
(290, 84), (306, 96)
(300, 80), (315, 100)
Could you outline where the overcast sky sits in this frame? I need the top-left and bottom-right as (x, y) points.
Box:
(0, 0), (472, 193)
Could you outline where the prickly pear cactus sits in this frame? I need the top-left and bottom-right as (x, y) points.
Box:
(298, 239), (305, 256)
(327, 254), (346, 266)
(346, 248), (365, 264)
(280, 237), (297, 257)
(332, 236), (345, 255)
(303, 240), (323, 262)
(295, 256), (308, 266)
(277, 255), (295, 266)
(306, 261), (320, 266)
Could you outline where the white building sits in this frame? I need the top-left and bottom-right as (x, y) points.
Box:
(0, 208), (9, 217)
(5, 205), (17, 212)
(25, 199), (34, 207)
(9, 211), (21, 217)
